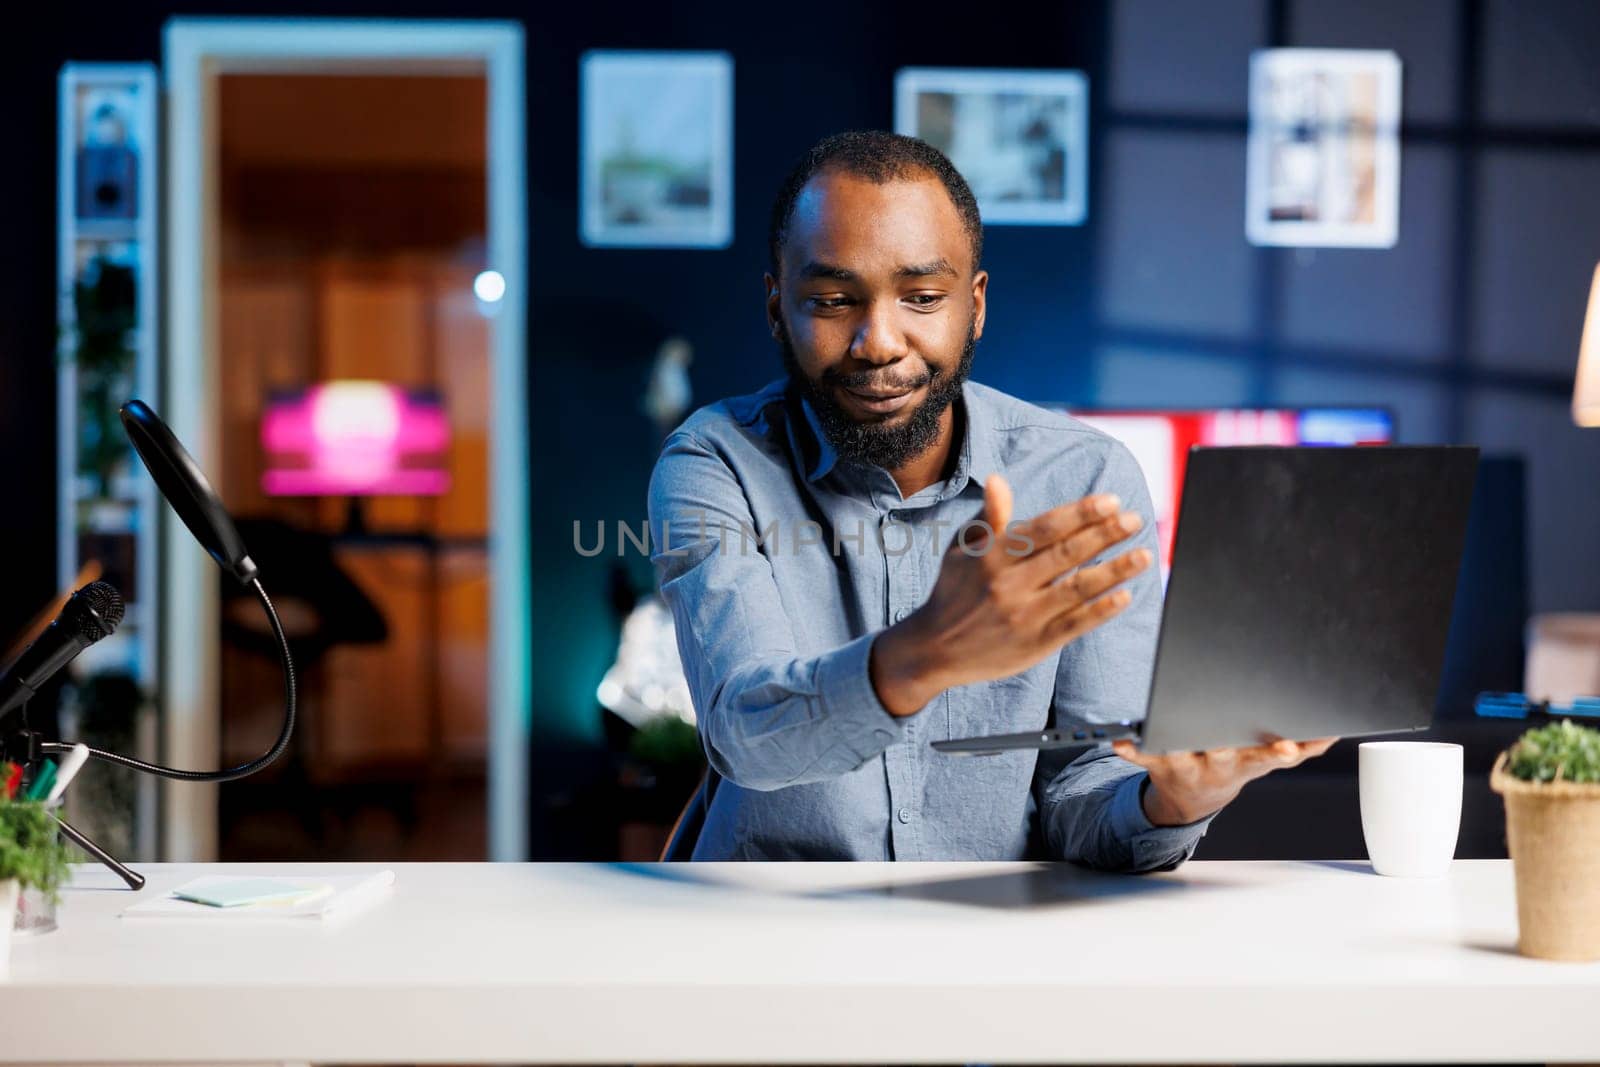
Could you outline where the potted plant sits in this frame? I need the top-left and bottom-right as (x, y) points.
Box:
(617, 715), (705, 860)
(66, 256), (138, 500)
(1490, 718), (1600, 961)
(0, 795), (75, 974)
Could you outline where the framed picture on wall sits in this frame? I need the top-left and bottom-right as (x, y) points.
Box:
(1246, 49), (1402, 248)
(580, 50), (733, 249)
(894, 67), (1088, 226)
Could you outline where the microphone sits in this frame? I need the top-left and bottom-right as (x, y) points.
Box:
(0, 581), (125, 722)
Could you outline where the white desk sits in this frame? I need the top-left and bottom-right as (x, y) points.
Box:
(3, 859), (1597, 1065)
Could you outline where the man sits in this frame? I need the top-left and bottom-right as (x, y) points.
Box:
(648, 131), (1333, 866)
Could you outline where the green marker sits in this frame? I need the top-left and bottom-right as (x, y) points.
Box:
(25, 760), (58, 802)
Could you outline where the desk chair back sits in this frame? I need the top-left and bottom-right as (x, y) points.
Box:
(659, 768), (711, 861)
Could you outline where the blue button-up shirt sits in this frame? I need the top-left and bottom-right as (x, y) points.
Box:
(647, 378), (1216, 868)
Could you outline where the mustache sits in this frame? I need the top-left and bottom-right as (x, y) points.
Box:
(820, 366), (937, 392)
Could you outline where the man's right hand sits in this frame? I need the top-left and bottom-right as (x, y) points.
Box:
(870, 473), (1153, 717)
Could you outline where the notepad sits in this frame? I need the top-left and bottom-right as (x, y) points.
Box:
(122, 870), (395, 924)
(170, 877), (333, 908)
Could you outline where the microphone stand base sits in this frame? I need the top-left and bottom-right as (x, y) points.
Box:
(7, 722), (146, 891)
(51, 814), (145, 891)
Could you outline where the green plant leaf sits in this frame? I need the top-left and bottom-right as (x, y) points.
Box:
(1507, 719), (1600, 784)
(628, 715), (702, 768)
(0, 801), (76, 902)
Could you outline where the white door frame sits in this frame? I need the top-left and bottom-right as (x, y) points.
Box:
(163, 18), (529, 860)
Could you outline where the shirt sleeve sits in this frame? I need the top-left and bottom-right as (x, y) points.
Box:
(1031, 439), (1218, 872)
(647, 431), (906, 792)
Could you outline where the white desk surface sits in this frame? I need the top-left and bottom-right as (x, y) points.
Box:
(3, 859), (1597, 1065)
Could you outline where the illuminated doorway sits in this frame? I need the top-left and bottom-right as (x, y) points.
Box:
(164, 20), (528, 860)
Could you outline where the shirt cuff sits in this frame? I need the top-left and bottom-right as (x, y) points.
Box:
(815, 631), (907, 763)
(1106, 772), (1218, 871)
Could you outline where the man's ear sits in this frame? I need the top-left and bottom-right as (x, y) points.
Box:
(971, 269), (989, 342)
(764, 272), (783, 339)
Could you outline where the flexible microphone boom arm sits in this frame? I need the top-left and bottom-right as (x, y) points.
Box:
(40, 578), (296, 783)
(44, 400), (297, 783)
(16, 400), (300, 889)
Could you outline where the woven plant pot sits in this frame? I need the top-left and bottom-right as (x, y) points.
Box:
(1490, 751), (1600, 961)
(0, 878), (16, 976)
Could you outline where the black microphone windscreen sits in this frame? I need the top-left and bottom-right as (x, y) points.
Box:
(120, 399), (258, 585)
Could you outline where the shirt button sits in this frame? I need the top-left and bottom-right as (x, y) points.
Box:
(893, 607), (910, 623)
(897, 807), (912, 824)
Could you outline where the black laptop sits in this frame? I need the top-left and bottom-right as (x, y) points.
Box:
(933, 446), (1480, 756)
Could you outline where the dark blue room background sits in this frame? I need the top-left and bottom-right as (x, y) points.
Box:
(5, 1), (1599, 856)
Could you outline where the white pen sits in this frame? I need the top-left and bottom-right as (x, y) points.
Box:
(46, 743), (90, 803)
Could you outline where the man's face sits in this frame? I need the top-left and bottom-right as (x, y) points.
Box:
(767, 170), (987, 471)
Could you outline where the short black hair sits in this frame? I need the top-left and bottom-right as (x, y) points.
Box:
(767, 130), (983, 276)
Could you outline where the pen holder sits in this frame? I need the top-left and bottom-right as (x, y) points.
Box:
(12, 798), (64, 937)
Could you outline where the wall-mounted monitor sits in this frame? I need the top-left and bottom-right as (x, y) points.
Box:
(1050, 407), (1393, 573)
(261, 381), (450, 497)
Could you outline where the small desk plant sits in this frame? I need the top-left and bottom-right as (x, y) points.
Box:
(1490, 719), (1600, 961)
(0, 763), (75, 974)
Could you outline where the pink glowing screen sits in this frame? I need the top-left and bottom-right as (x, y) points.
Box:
(1052, 407), (1392, 574)
(261, 382), (450, 496)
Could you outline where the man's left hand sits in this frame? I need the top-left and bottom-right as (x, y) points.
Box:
(1111, 737), (1339, 826)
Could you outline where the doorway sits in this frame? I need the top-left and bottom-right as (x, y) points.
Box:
(163, 20), (528, 860)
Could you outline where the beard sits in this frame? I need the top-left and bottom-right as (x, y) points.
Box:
(780, 316), (977, 472)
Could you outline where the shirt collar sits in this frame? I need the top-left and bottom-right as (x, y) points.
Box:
(791, 380), (1000, 496)
(797, 389), (841, 483)
(948, 380), (1000, 498)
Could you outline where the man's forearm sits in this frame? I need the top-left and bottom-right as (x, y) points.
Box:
(1039, 749), (1216, 872)
(868, 617), (951, 718)
(1141, 778), (1230, 826)
(691, 632), (909, 791)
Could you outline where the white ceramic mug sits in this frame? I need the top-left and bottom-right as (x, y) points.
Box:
(1358, 741), (1463, 877)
